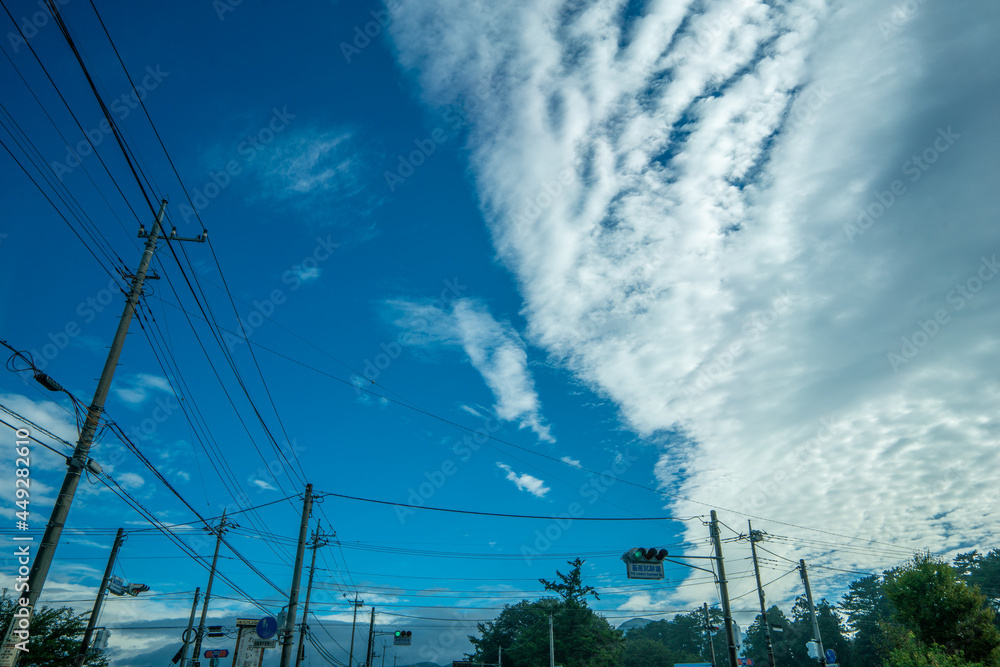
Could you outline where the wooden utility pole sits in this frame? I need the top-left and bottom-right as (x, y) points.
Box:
(348, 595), (363, 667)
(74, 528), (124, 666)
(709, 511), (739, 667)
(295, 524), (329, 667)
(193, 511), (230, 660)
(365, 607), (376, 667)
(702, 603), (718, 667)
(800, 560), (827, 665)
(748, 522), (777, 667)
(280, 484), (314, 667)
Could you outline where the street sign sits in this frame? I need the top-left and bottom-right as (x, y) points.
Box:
(826, 648), (837, 664)
(250, 638), (278, 649)
(256, 616), (278, 640)
(204, 649), (229, 658)
(107, 575), (126, 596)
(624, 560), (664, 580)
(737, 659), (754, 666)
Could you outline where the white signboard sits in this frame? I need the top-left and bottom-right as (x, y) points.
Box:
(625, 561), (664, 580)
(232, 619), (264, 667)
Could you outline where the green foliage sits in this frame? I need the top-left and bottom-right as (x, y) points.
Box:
(623, 612), (715, 666)
(841, 574), (896, 667)
(883, 556), (1000, 666)
(0, 593), (109, 667)
(883, 627), (987, 667)
(467, 560), (622, 667)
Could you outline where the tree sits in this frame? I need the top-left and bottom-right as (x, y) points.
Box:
(884, 556), (1000, 666)
(623, 612), (712, 666)
(841, 573), (894, 667)
(883, 626), (987, 667)
(0, 593), (109, 666)
(467, 560), (622, 667)
(742, 605), (795, 667)
(955, 550), (1000, 615)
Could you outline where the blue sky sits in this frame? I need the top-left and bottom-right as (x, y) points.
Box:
(1, 0), (999, 664)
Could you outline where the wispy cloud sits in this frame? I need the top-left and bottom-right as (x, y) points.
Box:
(249, 127), (382, 226)
(390, 0), (1000, 602)
(112, 373), (174, 406)
(389, 298), (555, 441)
(496, 462), (550, 498)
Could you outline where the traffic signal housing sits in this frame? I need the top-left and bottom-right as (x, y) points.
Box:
(393, 630), (412, 646)
(622, 547), (668, 579)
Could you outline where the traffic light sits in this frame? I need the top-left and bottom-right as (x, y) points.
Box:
(622, 547), (669, 562)
(393, 630), (412, 646)
(126, 582), (150, 596)
(622, 547), (668, 579)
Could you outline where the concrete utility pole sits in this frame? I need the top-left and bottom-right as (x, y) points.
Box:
(280, 484), (314, 667)
(178, 587), (201, 667)
(3, 200), (206, 665)
(365, 607), (376, 667)
(749, 523), (777, 667)
(295, 524), (329, 667)
(348, 595), (363, 667)
(799, 560), (827, 666)
(193, 511), (230, 660)
(74, 528), (124, 666)
(548, 612), (555, 667)
(709, 511), (739, 667)
(702, 603), (717, 667)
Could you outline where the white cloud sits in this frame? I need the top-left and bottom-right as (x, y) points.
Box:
(252, 478), (277, 492)
(288, 263), (322, 285)
(249, 127), (382, 226)
(116, 472), (145, 489)
(389, 298), (554, 441)
(496, 462), (550, 498)
(560, 456), (581, 467)
(113, 373), (174, 406)
(390, 0), (1000, 603)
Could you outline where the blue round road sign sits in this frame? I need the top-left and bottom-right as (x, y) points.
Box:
(256, 616), (278, 639)
(825, 648), (837, 664)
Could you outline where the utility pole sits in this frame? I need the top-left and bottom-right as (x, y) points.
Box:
(381, 640), (387, 667)
(702, 603), (717, 667)
(799, 560), (827, 666)
(498, 645), (501, 667)
(548, 612), (555, 667)
(4, 200), (205, 666)
(280, 483), (314, 667)
(749, 522), (776, 667)
(295, 524), (329, 667)
(365, 607), (376, 667)
(178, 587), (201, 667)
(709, 510), (739, 667)
(193, 511), (230, 660)
(74, 528), (124, 666)
(348, 595), (363, 667)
